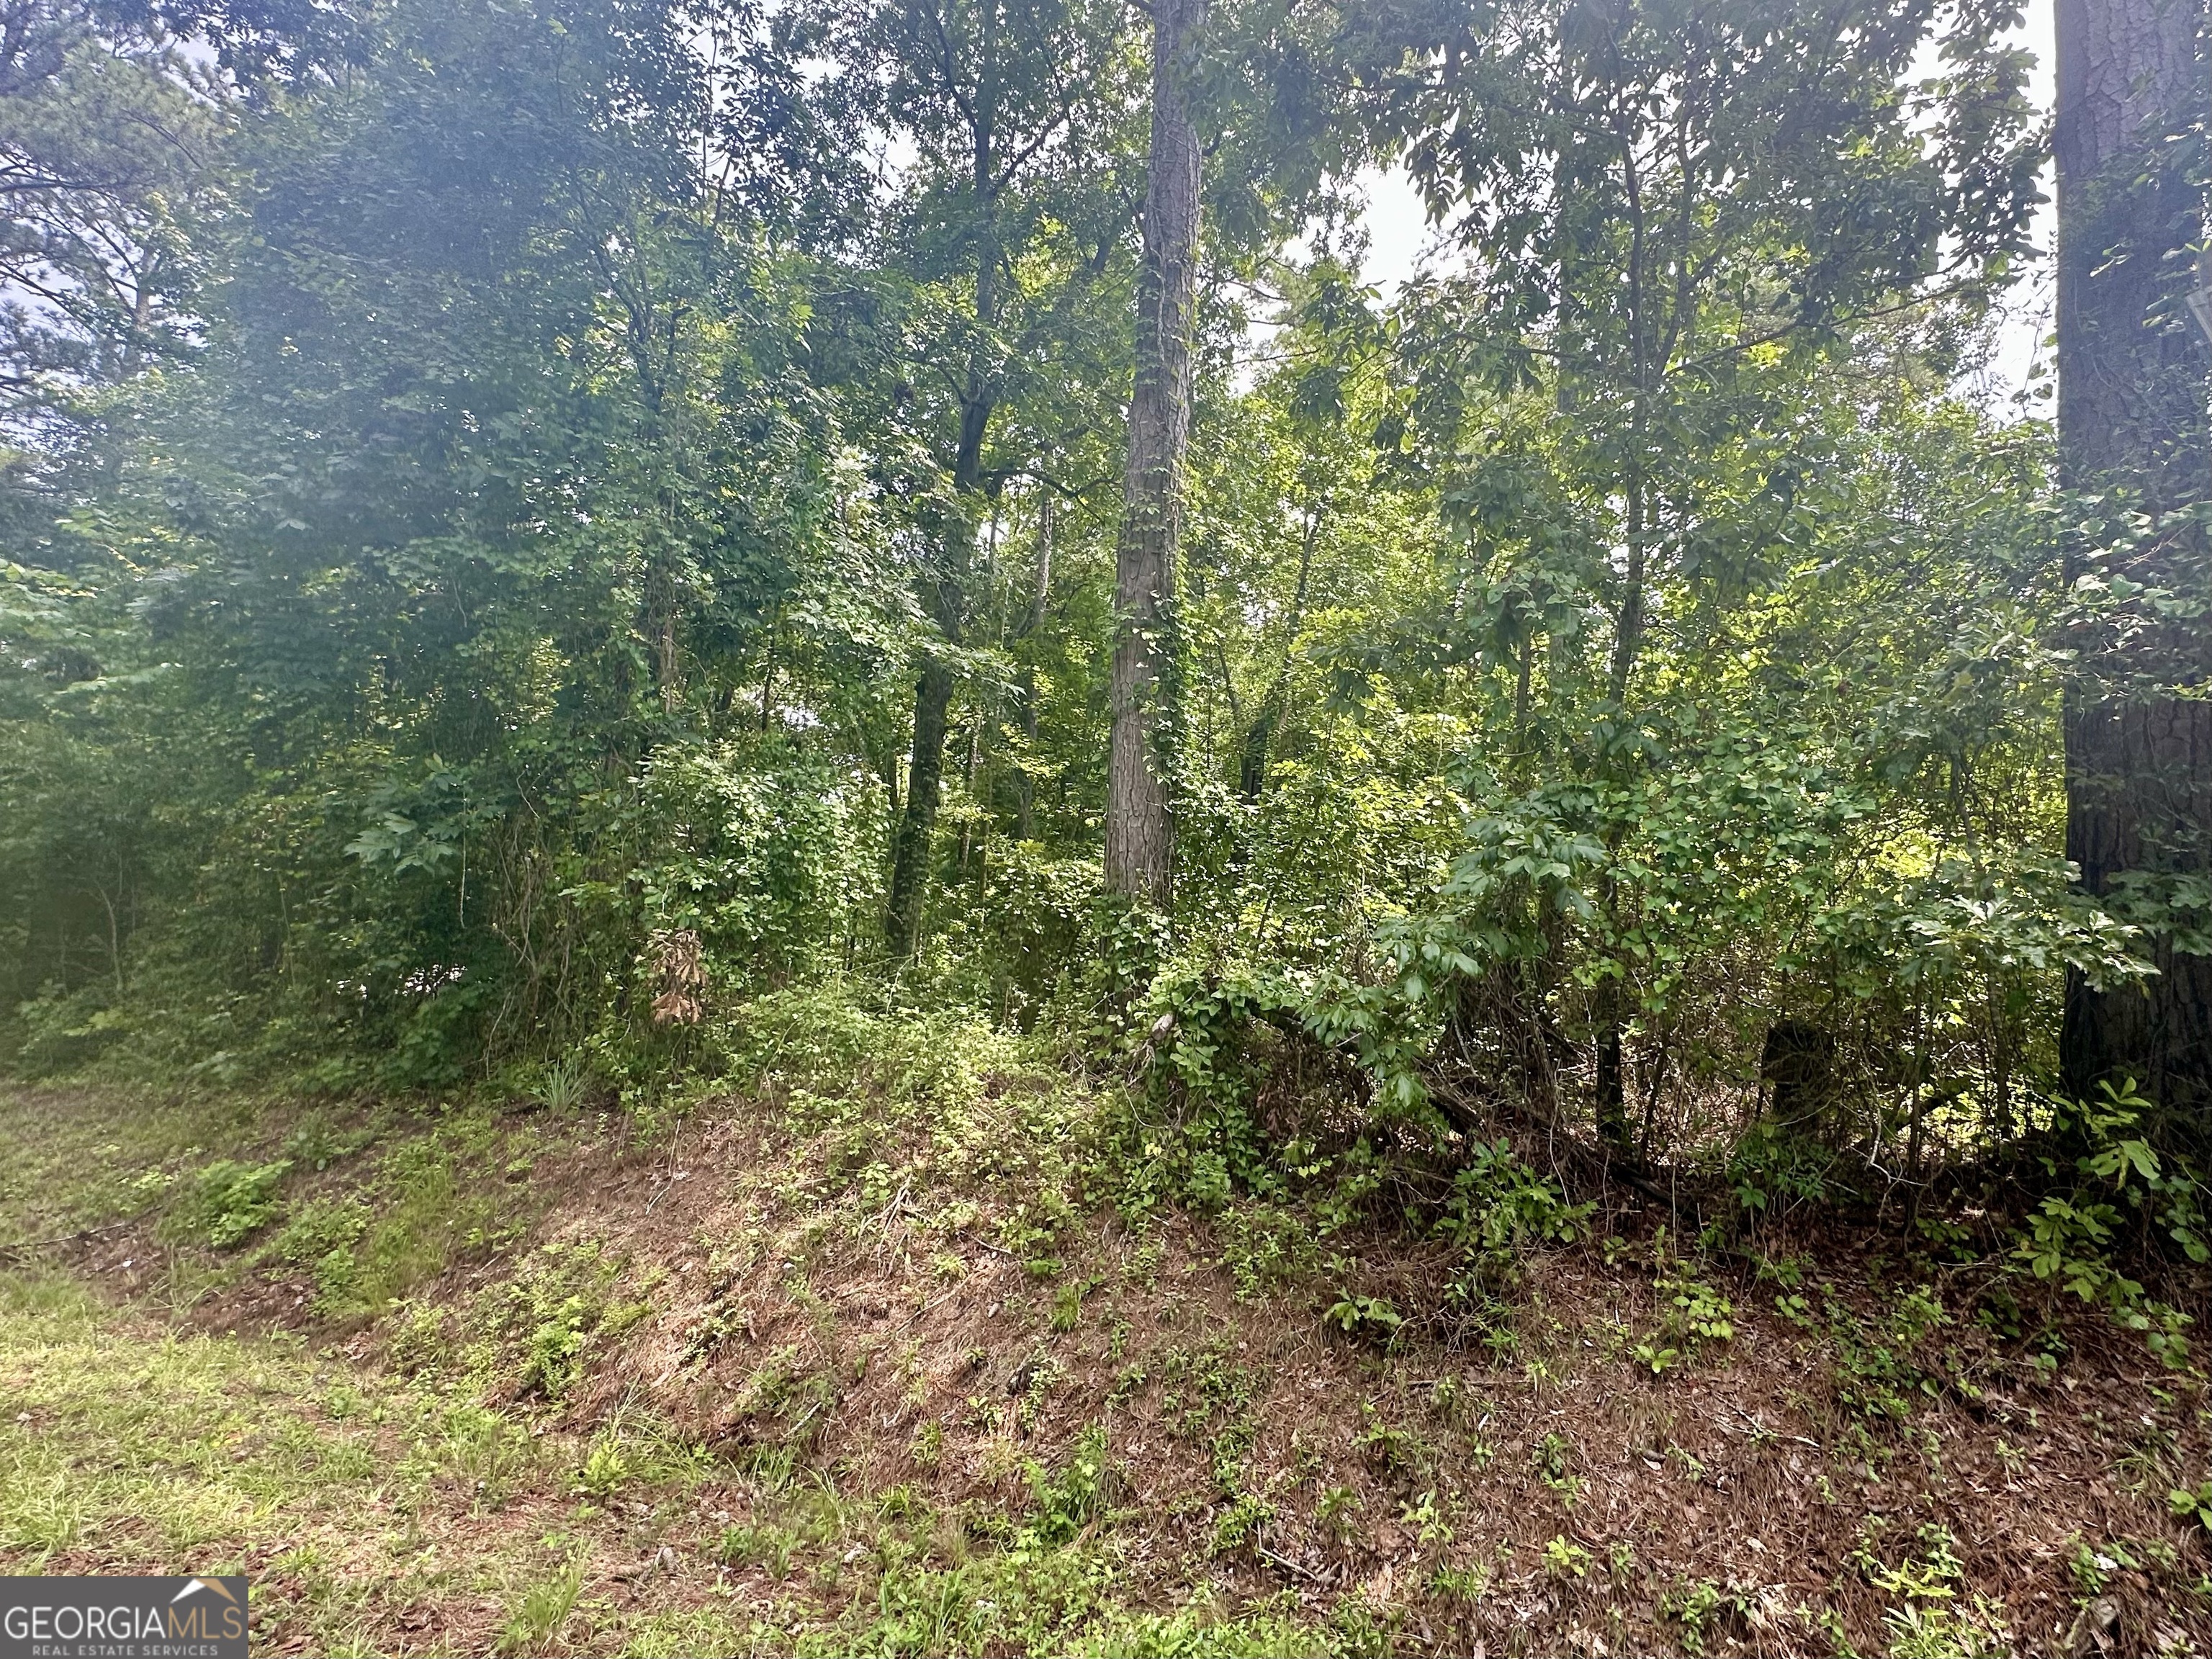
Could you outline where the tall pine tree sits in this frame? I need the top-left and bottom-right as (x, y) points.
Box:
(2054, 0), (2212, 1130)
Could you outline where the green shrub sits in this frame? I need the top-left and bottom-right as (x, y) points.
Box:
(177, 1159), (292, 1248)
(1022, 1425), (1112, 1550)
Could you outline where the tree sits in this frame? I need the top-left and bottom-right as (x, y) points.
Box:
(1344, 0), (2041, 1148)
(798, 0), (1139, 957)
(1, 1), (232, 451)
(2053, 0), (2212, 1129)
(1105, 0), (1205, 906)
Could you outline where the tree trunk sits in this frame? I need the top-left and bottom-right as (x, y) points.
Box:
(886, 657), (956, 956)
(884, 402), (988, 957)
(2054, 0), (2212, 1129)
(1105, 0), (1205, 907)
(885, 148), (999, 956)
(1014, 494), (1052, 840)
(1237, 501), (1319, 801)
(1594, 979), (1631, 1157)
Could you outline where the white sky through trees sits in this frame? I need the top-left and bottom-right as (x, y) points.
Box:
(1350, 0), (2059, 410)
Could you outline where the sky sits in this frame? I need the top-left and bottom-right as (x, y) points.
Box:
(1349, 0), (2059, 410)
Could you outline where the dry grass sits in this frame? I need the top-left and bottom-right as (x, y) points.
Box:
(2, 1073), (2208, 1656)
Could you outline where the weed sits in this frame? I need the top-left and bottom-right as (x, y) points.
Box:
(1431, 1141), (1593, 1340)
(1542, 1534), (1590, 1579)
(2013, 1082), (2211, 1330)
(719, 1520), (800, 1578)
(1882, 1597), (2010, 1659)
(1396, 1488), (1449, 1550)
(500, 1241), (649, 1401)
(271, 1196), (371, 1308)
(1429, 1562), (1490, 1601)
(1050, 1275), (1102, 1331)
(1212, 1488), (1277, 1555)
(1532, 1428), (1588, 1505)
(1354, 1403), (1422, 1476)
(382, 1298), (449, 1377)
(1156, 1341), (1259, 1483)
(1022, 1424), (1112, 1550)
(1822, 1284), (1953, 1424)
(175, 1159), (291, 1249)
(498, 1562), (583, 1655)
(1857, 1522), (1964, 1602)
(1316, 1484), (1361, 1539)
(1125, 1237), (1165, 1287)
(1637, 1266), (1735, 1375)
(1435, 1140), (1593, 1259)
(1660, 1580), (1727, 1653)
(2114, 1423), (2180, 1496)
(2170, 1475), (2212, 1529)
(1727, 1125), (1838, 1222)
(1220, 1200), (1318, 1298)
(282, 1114), (375, 1172)
(533, 1054), (592, 1115)
(909, 1421), (946, 1470)
(573, 1431), (630, 1500)
(1323, 1293), (1403, 1344)
(271, 1194), (370, 1264)
(400, 1401), (535, 1509)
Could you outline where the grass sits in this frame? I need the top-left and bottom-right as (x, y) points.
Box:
(0, 1270), (397, 1588)
(0, 1085), (259, 1249)
(499, 1560), (585, 1654)
(0, 1259), (1349, 1655)
(3, 1030), (2210, 1655)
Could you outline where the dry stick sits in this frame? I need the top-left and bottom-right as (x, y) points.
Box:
(891, 1278), (971, 1334)
(1258, 1543), (1326, 1584)
(0, 1219), (135, 1259)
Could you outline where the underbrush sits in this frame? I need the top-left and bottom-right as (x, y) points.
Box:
(3, 975), (2210, 1654)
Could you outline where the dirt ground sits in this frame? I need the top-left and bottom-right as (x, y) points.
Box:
(2, 1083), (2208, 1655)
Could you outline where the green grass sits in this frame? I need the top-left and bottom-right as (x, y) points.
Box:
(0, 1273), (382, 1560)
(0, 1264), (1347, 1655)
(8, 1048), (2200, 1658)
(0, 1087), (260, 1249)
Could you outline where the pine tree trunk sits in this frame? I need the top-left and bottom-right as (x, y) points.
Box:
(2054, 0), (2212, 1129)
(1105, 0), (1204, 907)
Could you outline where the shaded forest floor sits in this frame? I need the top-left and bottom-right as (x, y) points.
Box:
(1, 1051), (2208, 1657)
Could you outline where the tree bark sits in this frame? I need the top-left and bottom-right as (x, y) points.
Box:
(1237, 500), (1319, 801)
(1593, 979), (1632, 1157)
(1105, 0), (1204, 907)
(886, 656), (956, 955)
(885, 388), (989, 957)
(2054, 0), (2212, 1128)
(1014, 493), (1052, 840)
(885, 88), (1001, 956)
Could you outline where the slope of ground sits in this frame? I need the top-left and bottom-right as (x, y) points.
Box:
(1, 1022), (2208, 1657)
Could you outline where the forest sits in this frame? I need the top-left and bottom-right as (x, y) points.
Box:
(1, 0), (2210, 1652)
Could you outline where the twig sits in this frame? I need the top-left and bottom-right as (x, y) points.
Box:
(0, 1219), (135, 1260)
(1258, 1544), (1326, 1584)
(891, 1280), (967, 1334)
